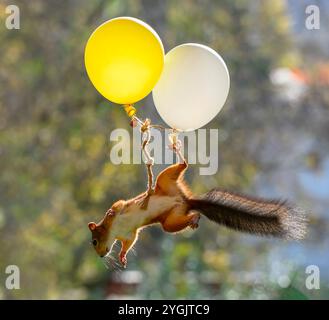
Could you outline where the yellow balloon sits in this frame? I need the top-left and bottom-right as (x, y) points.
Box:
(85, 17), (164, 105)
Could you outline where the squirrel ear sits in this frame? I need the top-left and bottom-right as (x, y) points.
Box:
(88, 222), (96, 231)
(111, 200), (126, 215)
(106, 208), (116, 217)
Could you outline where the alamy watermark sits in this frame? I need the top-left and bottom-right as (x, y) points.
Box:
(5, 5), (20, 29)
(4, 265), (20, 290)
(1, 263), (322, 291)
(305, 265), (320, 290)
(109, 127), (220, 175)
(305, 5), (320, 30)
(276, 264), (320, 290)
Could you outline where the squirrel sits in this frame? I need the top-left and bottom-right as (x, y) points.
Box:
(88, 157), (307, 267)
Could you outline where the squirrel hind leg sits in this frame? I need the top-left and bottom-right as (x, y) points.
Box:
(161, 211), (200, 233)
(189, 212), (201, 229)
(155, 161), (189, 196)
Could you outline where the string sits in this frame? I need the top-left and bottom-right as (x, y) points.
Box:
(123, 104), (183, 164)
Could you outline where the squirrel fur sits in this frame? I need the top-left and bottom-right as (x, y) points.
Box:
(88, 160), (307, 267)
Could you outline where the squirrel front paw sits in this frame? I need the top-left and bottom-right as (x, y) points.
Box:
(136, 190), (154, 210)
(119, 252), (127, 268)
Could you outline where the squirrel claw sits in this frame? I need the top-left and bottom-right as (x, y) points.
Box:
(119, 254), (127, 268)
(136, 190), (154, 210)
(189, 222), (199, 229)
(189, 214), (200, 229)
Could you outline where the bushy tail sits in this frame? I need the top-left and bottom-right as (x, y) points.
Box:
(188, 189), (307, 240)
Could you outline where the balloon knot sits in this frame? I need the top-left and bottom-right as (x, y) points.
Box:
(141, 118), (151, 133)
(123, 104), (137, 118)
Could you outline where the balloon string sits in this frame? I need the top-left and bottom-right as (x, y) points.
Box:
(140, 119), (154, 165)
(122, 104), (183, 164)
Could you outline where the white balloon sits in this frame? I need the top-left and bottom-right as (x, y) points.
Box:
(152, 43), (230, 131)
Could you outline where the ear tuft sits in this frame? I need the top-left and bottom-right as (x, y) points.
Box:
(106, 208), (115, 217)
(88, 222), (96, 231)
(111, 200), (126, 214)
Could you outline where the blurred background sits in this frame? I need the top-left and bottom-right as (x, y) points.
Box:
(1, 0), (329, 299)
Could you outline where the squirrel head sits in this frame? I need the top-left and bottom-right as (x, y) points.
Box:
(88, 200), (126, 257)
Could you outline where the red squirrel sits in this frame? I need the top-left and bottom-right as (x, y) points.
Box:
(88, 159), (307, 267)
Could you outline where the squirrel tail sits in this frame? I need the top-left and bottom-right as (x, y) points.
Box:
(188, 189), (307, 240)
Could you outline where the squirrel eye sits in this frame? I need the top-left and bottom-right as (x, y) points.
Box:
(92, 239), (98, 246)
